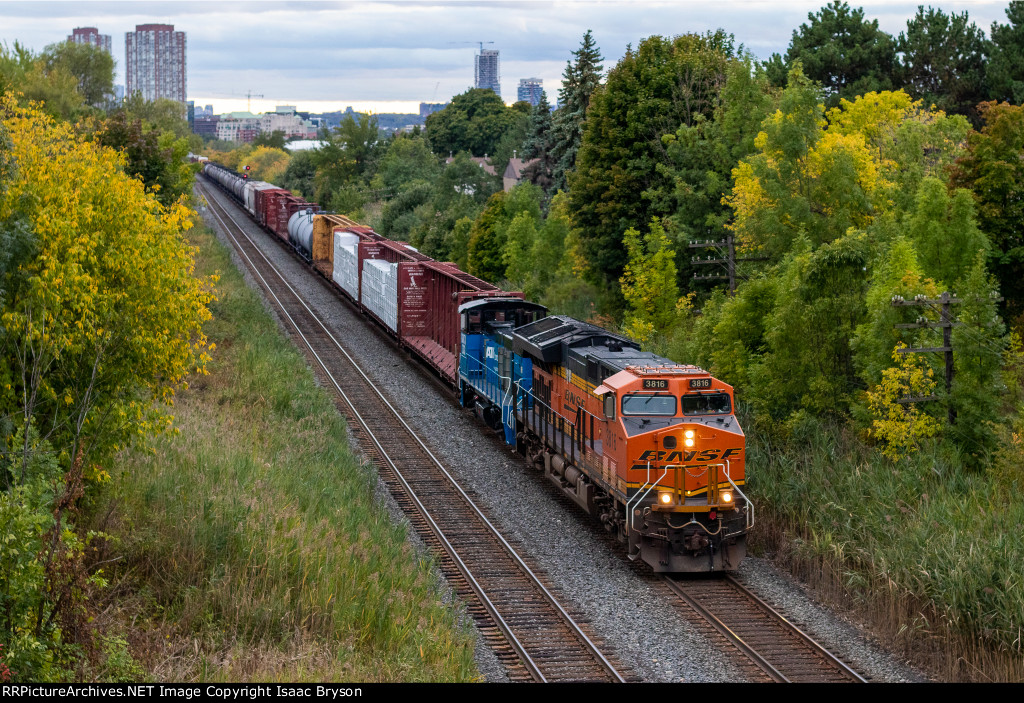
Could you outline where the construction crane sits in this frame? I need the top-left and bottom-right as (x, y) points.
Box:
(243, 90), (263, 112)
(448, 41), (494, 53)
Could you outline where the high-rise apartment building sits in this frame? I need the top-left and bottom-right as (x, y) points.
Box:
(475, 49), (500, 98)
(68, 27), (112, 55)
(517, 78), (543, 106)
(126, 24), (187, 103)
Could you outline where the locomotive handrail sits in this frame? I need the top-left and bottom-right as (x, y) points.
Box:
(625, 462), (668, 556)
(706, 461), (754, 533)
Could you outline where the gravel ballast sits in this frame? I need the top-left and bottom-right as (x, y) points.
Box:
(198, 187), (928, 684)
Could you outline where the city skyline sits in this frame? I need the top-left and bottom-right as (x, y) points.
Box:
(0, 1), (1013, 115)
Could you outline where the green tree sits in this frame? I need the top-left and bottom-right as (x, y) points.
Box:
(852, 236), (940, 387)
(619, 218), (679, 343)
(950, 253), (1005, 454)
(781, 1), (898, 106)
(311, 112), (380, 214)
(519, 91), (556, 196)
(748, 231), (871, 418)
(490, 101), (530, 178)
(0, 42), (84, 120)
(371, 133), (440, 196)
(529, 191), (573, 298)
(897, 6), (990, 121)
(503, 212), (538, 288)
(467, 191), (507, 281)
(571, 32), (736, 287)
(425, 89), (522, 158)
(988, 1), (1024, 103)
(660, 56), (777, 291)
(550, 30), (604, 193)
(279, 149), (317, 199)
(252, 130), (287, 150)
(120, 94), (195, 142)
(400, 153), (497, 260)
(97, 110), (198, 207)
(949, 101), (1024, 321)
(907, 177), (989, 288)
(41, 41), (113, 107)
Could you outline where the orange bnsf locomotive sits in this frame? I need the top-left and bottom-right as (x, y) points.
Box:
(460, 310), (752, 572)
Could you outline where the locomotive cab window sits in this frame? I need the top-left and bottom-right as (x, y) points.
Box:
(621, 394), (676, 416)
(603, 393), (616, 419)
(681, 393), (732, 415)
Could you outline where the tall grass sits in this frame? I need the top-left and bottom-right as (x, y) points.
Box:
(746, 413), (1024, 682)
(92, 224), (478, 682)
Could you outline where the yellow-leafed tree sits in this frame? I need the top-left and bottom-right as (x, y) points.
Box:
(0, 95), (214, 679)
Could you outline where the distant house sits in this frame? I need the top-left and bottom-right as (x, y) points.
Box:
(503, 157), (539, 191)
(445, 155), (497, 176)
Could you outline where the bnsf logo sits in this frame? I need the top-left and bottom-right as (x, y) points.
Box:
(564, 388), (586, 408)
(637, 448), (743, 463)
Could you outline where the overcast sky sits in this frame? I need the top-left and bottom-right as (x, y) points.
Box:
(0, 1), (1013, 114)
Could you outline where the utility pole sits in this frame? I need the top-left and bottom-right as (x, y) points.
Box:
(689, 234), (768, 295)
(891, 292), (961, 424)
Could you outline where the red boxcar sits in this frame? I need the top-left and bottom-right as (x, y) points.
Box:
(255, 188), (290, 229)
(398, 260), (518, 385)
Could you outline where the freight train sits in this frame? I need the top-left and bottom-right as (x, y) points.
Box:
(201, 162), (752, 572)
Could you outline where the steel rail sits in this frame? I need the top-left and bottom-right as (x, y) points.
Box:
(664, 574), (868, 683)
(198, 181), (625, 683)
(725, 575), (868, 683)
(662, 576), (790, 682)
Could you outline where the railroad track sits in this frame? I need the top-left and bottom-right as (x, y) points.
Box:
(664, 574), (868, 683)
(197, 180), (628, 683)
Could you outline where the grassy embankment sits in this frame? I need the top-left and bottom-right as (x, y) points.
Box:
(92, 222), (478, 681)
(745, 417), (1023, 682)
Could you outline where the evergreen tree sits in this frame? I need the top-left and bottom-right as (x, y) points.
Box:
(897, 6), (990, 122)
(988, 1), (1024, 104)
(782, 1), (899, 107)
(571, 32), (735, 288)
(549, 30), (603, 193)
(520, 90), (556, 195)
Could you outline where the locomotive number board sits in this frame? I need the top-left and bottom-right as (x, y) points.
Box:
(642, 379), (669, 390)
(689, 378), (712, 389)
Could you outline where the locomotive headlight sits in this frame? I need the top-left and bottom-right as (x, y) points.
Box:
(684, 429), (695, 447)
(658, 491), (673, 505)
(721, 491), (733, 504)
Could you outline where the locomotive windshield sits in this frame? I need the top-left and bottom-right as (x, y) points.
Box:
(681, 393), (732, 415)
(622, 394), (676, 416)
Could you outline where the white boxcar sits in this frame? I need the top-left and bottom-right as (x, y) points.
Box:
(361, 258), (398, 333)
(243, 181), (277, 217)
(332, 232), (360, 301)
